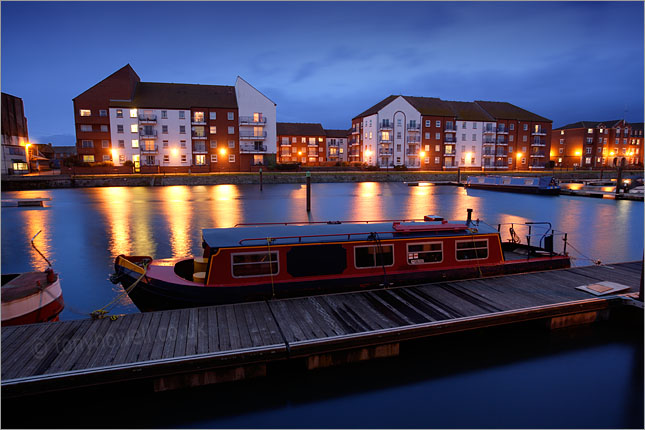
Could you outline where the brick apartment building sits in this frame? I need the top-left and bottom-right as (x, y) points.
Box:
(630, 123), (644, 166)
(550, 120), (642, 169)
(277, 123), (327, 166)
(351, 96), (551, 170)
(324, 129), (349, 163)
(1, 92), (30, 175)
(73, 65), (276, 172)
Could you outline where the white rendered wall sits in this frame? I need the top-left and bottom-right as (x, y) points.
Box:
(455, 120), (491, 168)
(378, 96), (420, 167)
(361, 114), (378, 165)
(235, 77), (277, 155)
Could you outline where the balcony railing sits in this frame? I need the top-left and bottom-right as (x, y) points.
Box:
(444, 149), (456, 156)
(379, 137), (393, 143)
(406, 150), (420, 156)
(349, 139), (359, 146)
(532, 128), (547, 135)
(482, 151), (495, 156)
(483, 140), (496, 145)
(407, 137), (421, 144)
(139, 130), (158, 139)
(139, 114), (157, 123)
(497, 127), (508, 134)
(307, 142), (319, 147)
(193, 144), (208, 154)
(380, 122), (393, 130)
(349, 150), (360, 157)
(444, 138), (457, 143)
(240, 143), (268, 153)
(191, 133), (207, 140)
(531, 140), (546, 146)
(140, 145), (159, 154)
(530, 151), (546, 157)
(483, 126), (496, 134)
(445, 125), (457, 132)
(280, 141), (291, 146)
(379, 149), (393, 156)
(239, 116), (267, 125)
(351, 127), (359, 134)
(496, 151), (508, 156)
(496, 139), (508, 145)
(407, 123), (420, 131)
(191, 117), (207, 125)
(239, 131), (267, 140)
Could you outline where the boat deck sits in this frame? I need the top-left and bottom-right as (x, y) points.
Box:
(1, 261), (642, 397)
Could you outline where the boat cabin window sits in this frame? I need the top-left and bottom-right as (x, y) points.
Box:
(287, 244), (347, 277)
(231, 251), (279, 277)
(455, 240), (488, 261)
(407, 242), (443, 264)
(354, 245), (394, 269)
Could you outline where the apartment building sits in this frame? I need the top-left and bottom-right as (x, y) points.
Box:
(550, 120), (639, 168)
(351, 96), (551, 170)
(630, 123), (643, 166)
(73, 65), (276, 172)
(324, 129), (349, 163)
(1, 92), (30, 175)
(277, 123), (326, 165)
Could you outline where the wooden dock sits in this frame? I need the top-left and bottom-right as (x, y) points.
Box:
(1, 262), (642, 397)
(1, 197), (51, 207)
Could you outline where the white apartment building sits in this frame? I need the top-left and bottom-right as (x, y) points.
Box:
(324, 129), (349, 163)
(235, 76), (277, 167)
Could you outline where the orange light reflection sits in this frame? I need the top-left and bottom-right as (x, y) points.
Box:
(162, 186), (192, 258)
(210, 184), (242, 228)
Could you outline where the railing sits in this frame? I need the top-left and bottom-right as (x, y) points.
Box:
(532, 139), (546, 146)
(444, 149), (456, 155)
(497, 127), (508, 133)
(379, 137), (393, 143)
(140, 145), (159, 153)
(139, 130), (158, 138)
(351, 127), (359, 134)
(379, 149), (393, 156)
(483, 140), (496, 145)
(445, 125), (457, 132)
(482, 151), (495, 156)
(327, 142), (339, 147)
(239, 116), (267, 125)
(380, 122), (393, 130)
(138, 114), (157, 122)
(496, 151), (508, 156)
(406, 150), (420, 156)
(240, 143), (267, 152)
(307, 141), (319, 147)
(191, 117), (206, 124)
(349, 150), (360, 157)
(496, 139), (508, 145)
(407, 123), (420, 131)
(349, 139), (358, 145)
(532, 128), (547, 135)
(239, 131), (268, 139)
(530, 151), (546, 157)
(191, 133), (207, 139)
(193, 144), (207, 153)
(494, 162), (508, 167)
(407, 137), (421, 143)
(280, 141), (291, 146)
(444, 138), (457, 143)
(483, 127), (496, 134)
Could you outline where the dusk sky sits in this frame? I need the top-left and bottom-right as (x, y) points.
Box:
(1, 1), (643, 146)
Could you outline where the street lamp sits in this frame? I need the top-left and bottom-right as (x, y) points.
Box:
(516, 152), (522, 171)
(25, 143), (31, 173)
(574, 150), (582, 169)
(420, 151), (426, 170)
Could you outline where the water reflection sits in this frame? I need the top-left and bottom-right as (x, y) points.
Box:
(210, 185), (241, 227)
(101, 187), (133, 258)
(162, 186), (192, 258)
(22, 208), (52, 271)
(352, 182), (383, 220)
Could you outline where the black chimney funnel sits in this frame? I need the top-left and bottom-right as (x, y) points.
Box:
(466, 208), (473, 225)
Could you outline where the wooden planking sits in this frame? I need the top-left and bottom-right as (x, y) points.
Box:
(70, 318), (115, 371)
(43, 318), (96, 374)
(1, 323), (56, 378)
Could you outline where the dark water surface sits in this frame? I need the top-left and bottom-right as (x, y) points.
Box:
(1, 183), (643, 428)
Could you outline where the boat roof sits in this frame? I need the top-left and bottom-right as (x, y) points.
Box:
(202, 220), (498, 248)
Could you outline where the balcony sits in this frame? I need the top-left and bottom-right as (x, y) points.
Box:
(351, 127), (360, 134)
(444, 138), (457, 144)
(193, 144), (208, 154)
(239, 131), (267, 140)
(379, 122), (393, 130)
(138, 114), (157, 123)
(379, 136), (393, 144)
(494, 163), (509, 168)
(483, 140), (496, 145)
(191, 133), (207, 140)
(379, 149), (393, 156)
(482, 151), (495, 157)
(240, 143), (268, 153)
(140, 145), (159, 154)
(445, 125), (457, 132)
(532, 128), (547, 136)
(327, 142), (339, 147)
(530, 151), (546, 157)
(406, 150), (420, 156)
(531, 139), (546, 146)
(407, 123), (420, 131)
(496, 139), (508, 145)
(349, 150), (360, 157)
(497, 127), (508, 134)
(350, 139), (359, 146)
(239, 116), (267, 125)
(496, 151), (508, 156)
(407, 136), (421, 144)
(280, 141), (291, 147)
(483, 126), (496, 134)
(139, 130), (158, 139)
(191, 116), (206, 125)
(444, 149), (456, 156)
(407, 161), (420, 168)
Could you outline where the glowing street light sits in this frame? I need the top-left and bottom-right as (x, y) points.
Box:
(516, 152), (522, 171)
(365, 149), (372, 157)
(219, 148), (227, 156)
(171, 148), (179, 156)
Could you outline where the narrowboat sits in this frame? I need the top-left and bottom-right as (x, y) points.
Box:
(112, 209), (571, 312)
(466, 176), (560, 195)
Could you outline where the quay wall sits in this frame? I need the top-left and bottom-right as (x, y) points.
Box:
(1, 170), (634, 191)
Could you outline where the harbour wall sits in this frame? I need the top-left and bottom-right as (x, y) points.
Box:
(1, 170), (633, 191)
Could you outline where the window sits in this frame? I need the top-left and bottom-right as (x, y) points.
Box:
(370, 132), (374, 139)
(117, 125), (124, 133)
(434, 156), (440, 164)
(103, 155), (111, 162)
(179, 111), (185, 119)
(118, 140), (125, 148)
(100, 125), (108, 132)
(161, 110), (167, 119)
(456, 239), (488, 260)
(193, 112), (205, 123)
(116, 109), (123, 118)
(228, 126), (234, 134)
(129, 109), (137, 118)
(462, 134), (466, 141)
(560, 139), (564, 144)
(232, 252), (278, 278)
(131, 139), (139, 148)
(102, 140), (109, 148)
(130, 124), (138, 133)
(435, 133), (441, 140)
(523, 124), (528, 131)
(119, 155), (126, 163)
(229, 154), (235, 163)
(99, 109), (107, 117)
(181, 154), (187, 163)
(509, 146), (513, 153)
(434, 145), (440, 152)
(472, 134), (476, 141)
(509, 123), (514, 131)
(522, 136), (527, 142)
(228, 112), (234, 120)
(195, 154), (206, 165)
(559, 147), (564, 154)
(179, 125), (186, 134)
(228, 140), (235, 148)
(162, 125), (168, 134)
(211, 154), (218, 163)
(586, 147), (592, 154)
(436, 120), (441, 127)
(80, 109), (91, 117)
(585, 157), (592, 164)
(354, 245), (394, 268)
(425, 120), (431, 127)
(180, 140), (187, 148)
(82, 155), (95, 162)
(587, 128), (593, 134)
(407, 242), (442, 264)
(521, 157), (526, 164)
(163, 140), (169, 148)
(163, 154), (169, 163)
(210, 112), (217, 120)
(472, 122), (477, 129)
(81, 140), (93, 148)
(80, 124), (92, 132)
(309, 137), (316, 145)
(509, 135), (514, 142)
(210, 140), (217, 149)
(210, 126), (217, 134)
(425, 132), (430, 139)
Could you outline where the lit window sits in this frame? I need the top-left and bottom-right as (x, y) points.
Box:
(193, 112), (205, 123)
(560, 130), (564, 135)
(229, 154), (235, 162)
(82, 155), (95, 162)
(195, 154), (206, 165)
(210, 126), (217, 134)
(587, 128), (593, 134)
(129, 109), (137, 118)
(80, 109), (91, 117)
(116, 109), (123, 118)
(211, 154), (218, 163)
(131, 139), (139, 148)
(130, 124), (138, 133)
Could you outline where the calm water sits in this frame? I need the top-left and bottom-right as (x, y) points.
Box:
(1, 182), (643, 428)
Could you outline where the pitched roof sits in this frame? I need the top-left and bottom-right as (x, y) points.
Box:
(74, 64), (140, 100)
(325, 129), (350, 138)
(352, 95), (399, 120)
(445, 101), (495, 122)
(475, 100), (551, 122)
(630, 122), (643, 131)
(555, 120), (624, 130)
(277, 122), (325, 136)
(109, 82), (237, 109)
(403, 96), (455, 117)
(52, 146), (77, 155)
